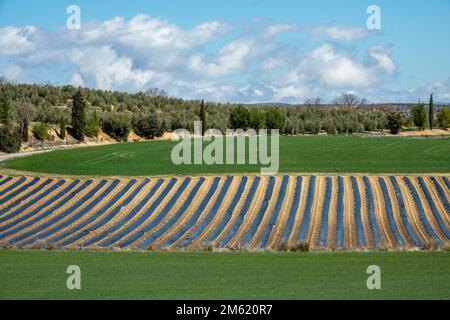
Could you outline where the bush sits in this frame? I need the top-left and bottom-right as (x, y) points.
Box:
(32, 122), (48, 140)
(100, 113), (131, 141)
(437, 106), (450, 129)
(249, 108), (265, 130)
(229, 106), (250, 130)
(0, 126), (21, 153)
(411, 103), (428, 131)
(290, 241), (310, 252)
(265, 107), (286, 131)
(305, 119), (321, 134)
(386, 112), (403, 134)
(85, 116), (100, 138)
(132, 113), (162, 139)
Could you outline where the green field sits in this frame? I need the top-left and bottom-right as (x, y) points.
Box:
(3, 136), (450, 176)
(0, 250), (448, 299)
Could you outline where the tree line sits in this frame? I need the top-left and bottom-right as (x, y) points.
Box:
(0, 79), (449, 153)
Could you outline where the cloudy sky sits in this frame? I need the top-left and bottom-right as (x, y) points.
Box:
(1, 0), (449, 103)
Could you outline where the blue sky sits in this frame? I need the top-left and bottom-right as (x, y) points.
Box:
(1, 0), (449, 103)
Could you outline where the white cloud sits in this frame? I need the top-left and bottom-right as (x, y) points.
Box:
(286, 44), (378, 88)
(69, 46), (170, 91)
(369, 46), (396, 75)
(0, 26), (37, 56)
(0, 14), (446, 103)
(313, 26), (369, 41)
(69, 73), (85, 87)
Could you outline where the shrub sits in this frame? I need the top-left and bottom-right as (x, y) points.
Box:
(277, 241), (288, 252)
(32, 122), (48, 140)
(85, 116), (100, 138)
(132, 113), (162, 139)
(411, 103), (428, 131)
(305, 119), (321, 134)
(386, 112), (403, 134)
(100, 113), (131, 141)
(249, 108), (266, 130)
(290, 241), (310, 252)
(437, 106), (450, 129)
(229, 106), (250, 129)
(265, 107), (286, 131)
(321, 118), (336, 134)
(0, 126), (21, 153)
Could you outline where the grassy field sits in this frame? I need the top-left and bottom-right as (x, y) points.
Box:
(3, 136), (450, 176)
(0, 250), (449, 299)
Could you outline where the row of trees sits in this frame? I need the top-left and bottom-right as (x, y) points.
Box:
(1, 80), (450, 153)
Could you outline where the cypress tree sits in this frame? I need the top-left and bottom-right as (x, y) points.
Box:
(200, 99), (207, 135)
(60, 117), (66, 139)
(22, 118), (29, 142)
(71, 89), (87, 141)
(429, 93), (434, 130)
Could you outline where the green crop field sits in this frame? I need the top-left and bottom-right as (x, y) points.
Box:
(0, 250), (448, 299)
(3, 136), (450, 176)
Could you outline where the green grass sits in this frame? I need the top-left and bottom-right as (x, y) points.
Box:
(3, 136), (450, 176)
(0, 250), (449, 299)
